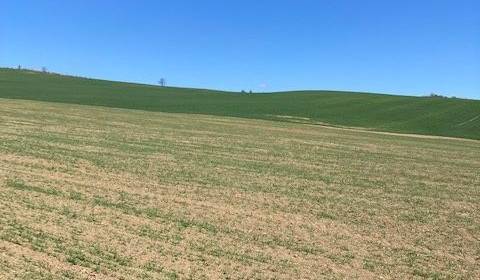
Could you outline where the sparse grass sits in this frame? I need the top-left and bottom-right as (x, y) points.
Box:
(0, 99), (479, 279)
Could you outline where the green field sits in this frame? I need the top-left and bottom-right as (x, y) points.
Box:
(1, 69), (479, 279)
(1, 68), (479, 140)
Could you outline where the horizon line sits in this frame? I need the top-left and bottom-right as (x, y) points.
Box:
(2, 66), (478, 101)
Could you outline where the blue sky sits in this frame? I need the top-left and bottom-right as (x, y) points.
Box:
(1, 0), (479, 99)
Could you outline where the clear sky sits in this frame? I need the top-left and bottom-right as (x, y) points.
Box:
(1, 0), (479, 99)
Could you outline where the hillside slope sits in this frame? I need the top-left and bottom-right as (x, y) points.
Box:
(1, 68), (479, 139)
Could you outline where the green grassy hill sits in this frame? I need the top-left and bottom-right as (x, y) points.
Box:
(1, 68), (479, 139)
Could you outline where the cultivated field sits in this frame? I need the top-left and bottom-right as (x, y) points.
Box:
(2, 68), (480, 140)
(1, 99), (479, 279)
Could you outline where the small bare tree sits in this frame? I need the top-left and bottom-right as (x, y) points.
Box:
(158, 78), (166, 87)
(42, 66), (47, 73)
(17, 65), (21, 70)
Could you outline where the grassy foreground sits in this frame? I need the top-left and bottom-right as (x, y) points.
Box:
(0, 98), (479, 279)
(1, 68), (480, 140)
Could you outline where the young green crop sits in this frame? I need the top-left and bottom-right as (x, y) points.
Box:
(1, 68), (479, 139)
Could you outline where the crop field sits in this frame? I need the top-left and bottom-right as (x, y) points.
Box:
(1, 98), (479, 279)
(1, 68), (480, 140)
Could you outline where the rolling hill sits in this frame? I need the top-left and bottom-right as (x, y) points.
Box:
(1, 68), (479, 278)
(1, 67), (479, 139)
